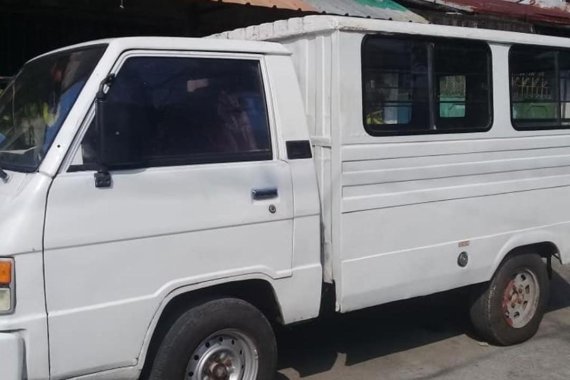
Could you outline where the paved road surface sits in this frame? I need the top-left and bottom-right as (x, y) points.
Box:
(276, 262), (570, 380)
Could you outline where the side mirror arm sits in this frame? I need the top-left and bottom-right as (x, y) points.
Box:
(94, 74), (115, 189)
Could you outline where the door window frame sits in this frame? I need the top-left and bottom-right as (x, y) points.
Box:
(63, 50), (278, 173)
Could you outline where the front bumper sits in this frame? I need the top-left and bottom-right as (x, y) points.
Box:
(0, 332), (24, 380)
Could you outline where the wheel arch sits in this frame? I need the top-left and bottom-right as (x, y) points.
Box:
(137, 277), (283, 378)
(491, 232), (562, 280)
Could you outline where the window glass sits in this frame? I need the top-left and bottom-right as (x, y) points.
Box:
(434, 41), (492, 131)
(0, 46), (105, 172)
(362, 36), (492, 136)
(438, 75), (466, 118)
(362, 38), (429, 131)
(76, 56), (271, 170)
(559, 51), (570, 123)
(510, 47), (558, 128)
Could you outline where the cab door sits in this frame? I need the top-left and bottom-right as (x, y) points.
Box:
(43, 53), (293, 378)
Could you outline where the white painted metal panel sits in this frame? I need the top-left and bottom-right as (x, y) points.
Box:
(218, 16), (570, 312)
(278, 34), (336, 282)
(0, 173), (51, 380)
(0, 333), (24, 380)
(257, 55), (322, 312)
(44, 161), (295, 378)
(213, 15), (570, 49)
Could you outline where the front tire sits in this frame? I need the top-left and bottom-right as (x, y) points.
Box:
(147, 297), (277, 380)
(470, 251), (549, 346)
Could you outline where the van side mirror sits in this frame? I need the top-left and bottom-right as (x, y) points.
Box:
(94, 72), (147, 189)
(94, 74), (115, 188)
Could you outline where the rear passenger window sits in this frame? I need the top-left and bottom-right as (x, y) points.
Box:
(362, 38), (429, 130)
(362, 36), (492, 136)
(434, 41), (491, 131)
(510, 45), (570, 129)
(75, 56), (271, 170)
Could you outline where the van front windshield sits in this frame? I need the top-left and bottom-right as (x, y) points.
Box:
(0, 46), (106, 172)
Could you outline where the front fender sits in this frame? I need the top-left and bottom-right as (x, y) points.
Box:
(135, 273), (281, 371)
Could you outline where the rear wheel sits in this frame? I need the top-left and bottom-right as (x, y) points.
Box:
(470, 251), (549, 346)
(147, 297), (277, 380)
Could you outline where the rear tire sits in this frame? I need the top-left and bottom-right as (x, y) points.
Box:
(470, 251), (549, 346)
(146, 297), (277, 380)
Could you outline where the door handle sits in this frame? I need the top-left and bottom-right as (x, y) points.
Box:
(252, 188), (278, 200)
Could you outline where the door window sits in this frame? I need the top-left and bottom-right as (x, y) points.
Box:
(73, 56), (272, 170)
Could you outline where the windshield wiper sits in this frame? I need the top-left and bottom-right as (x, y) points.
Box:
(0, 165), (7, 182)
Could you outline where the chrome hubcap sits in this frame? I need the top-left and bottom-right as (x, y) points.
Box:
(186, 329), (258, 380)
(502, 269), (540, 329)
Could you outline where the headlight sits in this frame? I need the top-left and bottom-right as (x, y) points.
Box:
(0, 259), (14, 314)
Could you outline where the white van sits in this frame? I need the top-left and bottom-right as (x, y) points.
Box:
(1, 15), (569, 380)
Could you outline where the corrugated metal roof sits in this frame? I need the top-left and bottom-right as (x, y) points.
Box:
(421, 0), (570, 25)
(304, 0), (426, 22)
(216, 0), (315, 11)
(213, 0), (427, 23)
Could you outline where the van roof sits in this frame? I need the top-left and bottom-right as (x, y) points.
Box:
(29, 36), (290, 64)
(213, 15), (570, 49)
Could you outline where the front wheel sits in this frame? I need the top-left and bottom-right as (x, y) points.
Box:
(146, 297), (277, 380)
(470, 252), (549, 346)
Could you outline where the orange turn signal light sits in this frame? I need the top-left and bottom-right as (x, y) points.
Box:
(0, 261), (12, 285)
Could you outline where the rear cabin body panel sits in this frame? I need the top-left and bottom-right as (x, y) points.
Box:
(239, 17), (570, 313)
(337, 34), (570, 311)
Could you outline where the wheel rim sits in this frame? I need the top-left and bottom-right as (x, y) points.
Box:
(502, 269), (540, 329)
(185, 329), (259, 380)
